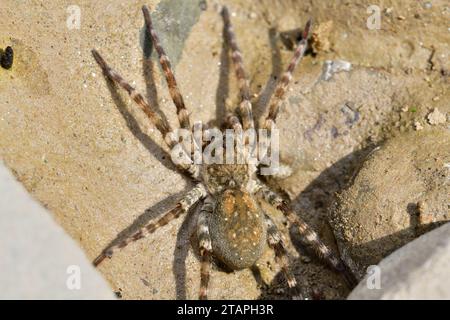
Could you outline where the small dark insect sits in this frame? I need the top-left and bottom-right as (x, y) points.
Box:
(92, 5), (356, 300)
(1, 46), (14, 69)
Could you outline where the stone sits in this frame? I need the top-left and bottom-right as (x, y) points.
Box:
(331, 129), (450, 279)
(427, 108), (446, 125)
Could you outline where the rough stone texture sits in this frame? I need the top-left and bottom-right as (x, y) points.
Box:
(331, 129), (450, 279)
(0, 0), (449, 299)
(0, 162), (115, 299)
(348, 222), (450, 300)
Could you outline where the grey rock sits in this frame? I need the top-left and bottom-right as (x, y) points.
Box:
(139, 0), (203, 62)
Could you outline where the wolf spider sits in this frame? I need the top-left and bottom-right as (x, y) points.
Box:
(92, 5), (355, 299)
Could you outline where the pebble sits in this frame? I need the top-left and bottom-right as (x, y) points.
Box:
(423, 2), (432, 9)
(0, 46), (14, 69)
(427, 108), (446, 125)
(321, 60), (352, 81)
(413, 121), (423, 131)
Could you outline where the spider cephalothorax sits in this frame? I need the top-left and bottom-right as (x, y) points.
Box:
(202, 163), (250, 194)
(92, 5), (356, 300)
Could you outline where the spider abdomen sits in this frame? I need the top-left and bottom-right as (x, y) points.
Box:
(209, 189), (266, 270)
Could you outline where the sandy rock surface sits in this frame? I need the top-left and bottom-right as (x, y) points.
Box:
(0, 0), (448, 299)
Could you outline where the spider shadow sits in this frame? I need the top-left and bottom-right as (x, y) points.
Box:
(253, 27), (283, 124)
(104, 75), (177, 174)
(141, 25), (172, 130)
(173, 202), (200, 299)
(100, 26), (192, 176)
(98, 188), (189, 256)
(141, 29), (203, 299)
(214, 24), (284, 128)
(96, 182), (200, 299)
(97, 43), (198, 298)
(254, 24), (312, 124)
(213, 23), (230, 129)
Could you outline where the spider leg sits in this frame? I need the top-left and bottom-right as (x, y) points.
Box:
(258, 20), (311, 168)
(225, 113), (258, 179)
(142, 5), (191, 131)
(225, 113), (246, 163)
(265, 214), (303, 299)
(192, 121), (204, 163)
(93, 184), (206, 267)
(92, 49), (200, 179)
(197, 197), (214, 300)
(263, 19), (312, 130)
(256, 182), (357, 287)
(221, 6), (254, 131)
